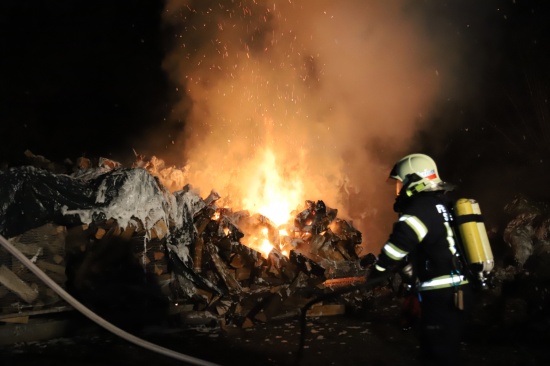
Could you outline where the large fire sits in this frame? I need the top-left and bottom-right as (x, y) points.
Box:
(156, 1), (443, 254)
(225, 146), (305, 258)
(241, 148), (303, 228)
(142, 143), (306, 258)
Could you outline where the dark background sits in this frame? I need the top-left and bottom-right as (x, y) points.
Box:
(0, 0), (173, 166)
(1, 0), (550, 213)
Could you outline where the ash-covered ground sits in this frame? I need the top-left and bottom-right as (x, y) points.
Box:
(1, 287), (549, 366)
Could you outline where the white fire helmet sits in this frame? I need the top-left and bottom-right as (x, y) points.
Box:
(389, 153), (442, 195)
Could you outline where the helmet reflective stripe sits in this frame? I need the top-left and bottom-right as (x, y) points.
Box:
(399, 215), (428, 242)
(418, 274), (468, 291)
(444, 222), (457, 255)
(375, 264), (387, 272)
(382, 241), (408, 261)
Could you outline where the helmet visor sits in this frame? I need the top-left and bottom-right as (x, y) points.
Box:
(388, 163), (403, 181)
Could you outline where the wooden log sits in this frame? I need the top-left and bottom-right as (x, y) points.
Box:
(8, 223), (66, 256)
(306, 303), (346, 317)
(206, 243), (242, 294)
(153, 263), (167, 276)
(252, 287), (288, 322)
(203, 190), (221, 206)
(36, 260), (65, 275)
(98, 157), (121, 170)
(250, 272), (309, 323)
(289, 250), (325, 277)
(309, 234), (326, 254)
(319, 244), (345, 262)
(322, 276), (366, 288)
(120, 224), (136, 241)
(0, 315), (29, 324)
(150, 220), (168, 240)
(8, 242), (42, 257)
(76, 156), (91, 170)
(103, 221), (122, 238)
(336, 240), (353, 260)
(153, 251), (165, 261)
(229, 253), (245, 269)
(95, 227), (106, 239)
(195, 215), (212, 236)
(65, 225), (90, 255)
(195, 288), (214, 304)
(193, 236), (204, 273)
(235, 267), (251, 281)
(213, 299), (232, 316)
(241, 317), (255, 328)
(0, 265), (38, 303)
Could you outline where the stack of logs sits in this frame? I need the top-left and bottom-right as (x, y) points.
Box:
(0, 224), (70, 323)
(0, 153), (374, 328)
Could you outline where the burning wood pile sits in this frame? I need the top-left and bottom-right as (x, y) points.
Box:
(0, 152), (372, 329)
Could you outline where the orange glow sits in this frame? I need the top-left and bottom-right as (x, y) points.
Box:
(259, 239), (275, 257)
(236, 148), (305, 257)
(241, 148), (303, 227)
(243, 227), (276, 258)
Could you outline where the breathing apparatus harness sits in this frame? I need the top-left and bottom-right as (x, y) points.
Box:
(397, 177), (494, 292)
(393, 174), (470, 306)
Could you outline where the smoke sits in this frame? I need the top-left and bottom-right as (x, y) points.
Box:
(159, 1), (445, 251)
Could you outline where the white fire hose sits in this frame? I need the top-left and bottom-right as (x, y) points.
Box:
(0, 234), (221, 366)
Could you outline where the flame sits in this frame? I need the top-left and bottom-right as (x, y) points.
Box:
(244, 227), (275, 258)
(259, 239), (274, 258)
(241, 147), (303, 227)
(235, 147), (305, 257)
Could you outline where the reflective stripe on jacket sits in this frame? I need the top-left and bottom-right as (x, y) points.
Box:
(375, 191), (467, 285)
(417, 273), (468, 291)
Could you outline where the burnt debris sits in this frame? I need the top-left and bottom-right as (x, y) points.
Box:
(0, 153), (369, 330)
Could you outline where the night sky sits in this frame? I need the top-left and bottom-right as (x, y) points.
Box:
(1, 0), (173, 166)
(1, 1), (550, 230)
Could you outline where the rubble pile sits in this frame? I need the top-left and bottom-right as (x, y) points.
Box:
(0, 153), (370, 329)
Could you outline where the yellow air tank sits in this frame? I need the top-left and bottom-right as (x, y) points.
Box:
(454, 198), (494, 287)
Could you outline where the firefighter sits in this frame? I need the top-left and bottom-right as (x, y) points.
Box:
(371, 153), (472, 366)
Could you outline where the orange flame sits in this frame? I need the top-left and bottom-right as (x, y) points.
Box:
(244, 227), (275, 258)
(241, 147), (303, 227)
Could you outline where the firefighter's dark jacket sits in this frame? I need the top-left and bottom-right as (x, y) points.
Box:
(376, 190), (467, 291)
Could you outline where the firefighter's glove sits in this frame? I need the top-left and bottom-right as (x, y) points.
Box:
(367, 264), (388, 285)
(399, 262), (415, 284)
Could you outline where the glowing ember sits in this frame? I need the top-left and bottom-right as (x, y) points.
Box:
(259, 239), (274, 257)
(243, 226), (276, 258)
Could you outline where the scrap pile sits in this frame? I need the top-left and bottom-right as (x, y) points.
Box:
(0, 153), (371, 329)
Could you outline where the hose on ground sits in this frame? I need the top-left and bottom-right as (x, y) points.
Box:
(0, 234), (221, 366)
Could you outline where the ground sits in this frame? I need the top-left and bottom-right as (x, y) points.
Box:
(1, 293), (549, 366)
